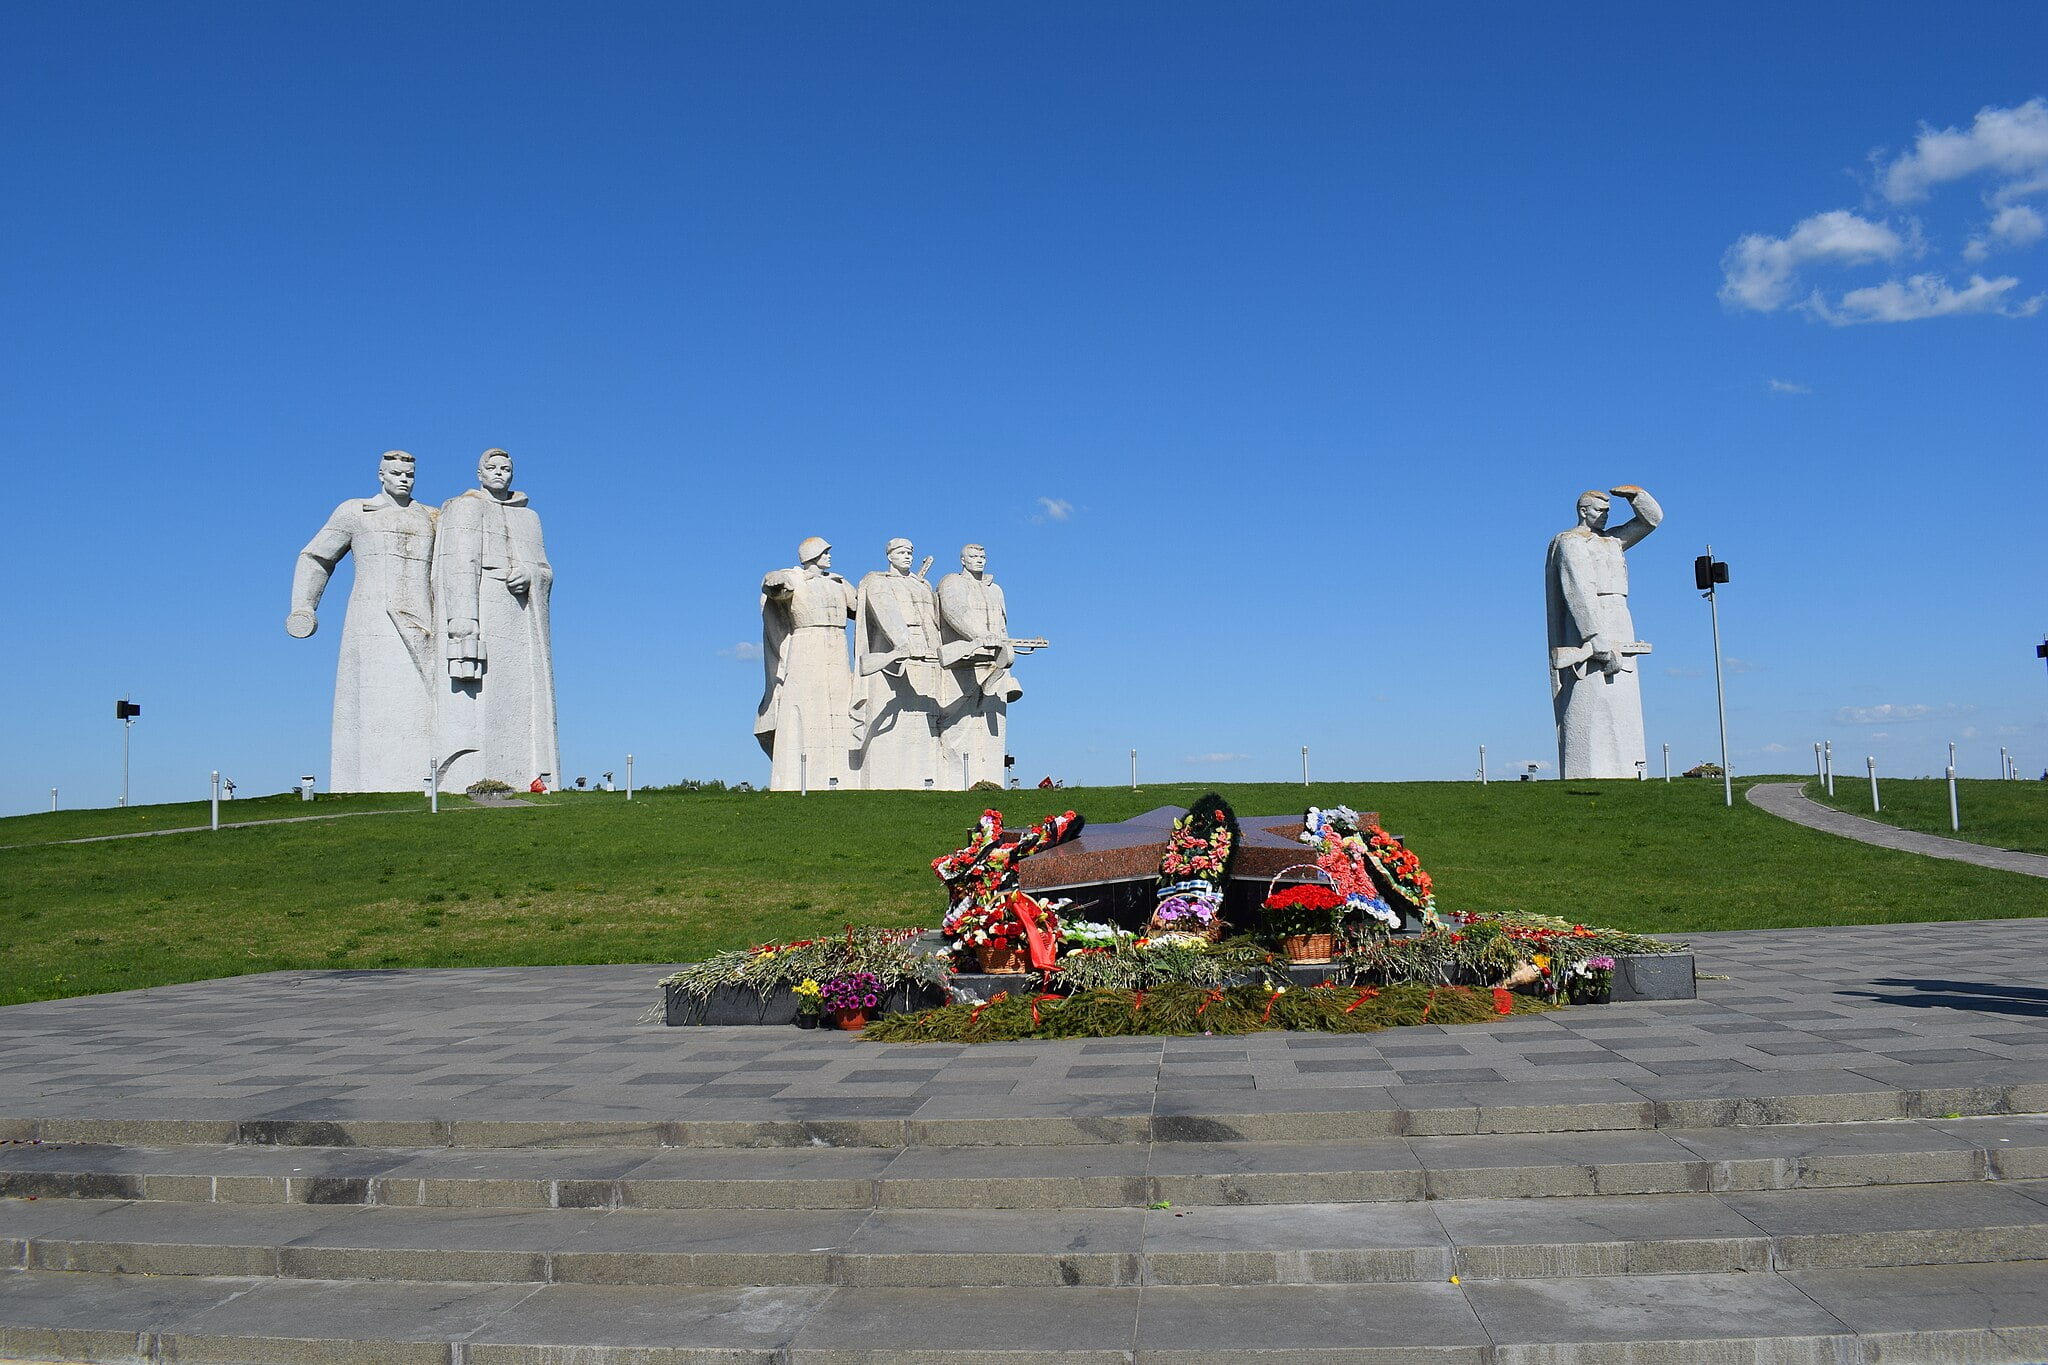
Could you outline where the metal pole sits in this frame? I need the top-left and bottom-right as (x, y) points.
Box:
(1303, 746), (1311, 786)
(1824, 741), (1834, 796)
(1867, 756), (1880, 813)
(50, 788), (58, 812)
(1663, 743), (1670, 783)
(1477, 744), (1486, 785)
(962, 751), (971, 791)
(1948, 765), (1960, 832)
(1705, 548), (1731, 808)
(625, 754), (634, 801)
(799, 752), (808, 797)
(427, 760), (439, 815)
(2001, 746), (2010, 781)
(1130, 749), (1137, 791)
(1814, 742), (1823, 788)
(121, 697), (131, 809)
(211, 772), (220, 832)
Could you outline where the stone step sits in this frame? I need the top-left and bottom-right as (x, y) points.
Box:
(5, 1182), (2044, 1289)
(3, 1263), (2047, 1363)
(3, 1116), (2041, 1211)
(8, 1065), (2044, 1151)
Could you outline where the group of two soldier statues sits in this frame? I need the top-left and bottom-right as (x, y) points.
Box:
(288, 448), (559, 795)
(755, 538), (1046, 792)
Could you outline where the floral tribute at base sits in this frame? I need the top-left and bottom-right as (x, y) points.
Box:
(863, 981), (1553, 1043)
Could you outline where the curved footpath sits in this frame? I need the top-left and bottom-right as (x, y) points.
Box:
(2, 919), (2045, 1362)
(1747, 779), (2048, 879)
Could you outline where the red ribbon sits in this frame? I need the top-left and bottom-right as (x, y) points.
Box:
(1419, 987), (1439, 1024)
(1344, 987), (1380, 1014)
(1010, 892), (1059, 971)
(969, 990), (1009, 1027)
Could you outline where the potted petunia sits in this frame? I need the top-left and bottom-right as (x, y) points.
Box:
(1261, 883), (1345, 964)
(792, 978), (824, 1028)
(819, 971), (882, 1029)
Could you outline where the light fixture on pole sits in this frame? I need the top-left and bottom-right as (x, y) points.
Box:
(114, 698), (141, 808)
(1477, 744), (1486, 785)
(1694, 551), (1732, 808)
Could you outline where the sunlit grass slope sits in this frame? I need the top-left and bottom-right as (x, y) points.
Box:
(3, 778), (2043, 1006)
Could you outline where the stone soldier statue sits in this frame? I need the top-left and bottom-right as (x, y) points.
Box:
(434, 448), (560, 792)
(938, 544), (1027, 788)
(853, 537), (945, 789)
(756, 536), (859, 791)
(1546, 484), (1663, 779)
(286, 449), (439, 792)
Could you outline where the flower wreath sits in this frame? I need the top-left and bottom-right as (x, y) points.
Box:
(1300, 806), (1442, 930)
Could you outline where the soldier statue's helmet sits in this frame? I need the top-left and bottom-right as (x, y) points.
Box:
(798, 536), (831, 564)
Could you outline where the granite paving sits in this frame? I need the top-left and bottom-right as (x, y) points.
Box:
(0, 919), (2044, 1131)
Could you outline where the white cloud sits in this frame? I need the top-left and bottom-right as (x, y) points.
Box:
(1964, 204), (2047, 261)
(1760, 743), (1791, 753)
(1881, 98), (2048, 203)
(1809, 272), (2043, 325)
(1834, 702), (1978, 725)
(1720, 210), (1906, 312)
(1961, 726), (1979, 740)
(719, 641), (763, 661)
(1767, 378), (1810, 395)
(1724, 657), (1763, 674)
(1034, 496), (1073, 523)
(1665, 666), (1703, 678)
(1183, 752), (1248, 764)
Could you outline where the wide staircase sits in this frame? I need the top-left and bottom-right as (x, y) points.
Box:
(2, 1097), (2045, 1363)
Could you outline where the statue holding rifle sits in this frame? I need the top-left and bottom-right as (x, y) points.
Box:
(1545, 484), (1662, 779)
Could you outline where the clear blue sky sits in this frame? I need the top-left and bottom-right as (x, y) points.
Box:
(4, 2), (2044, 810)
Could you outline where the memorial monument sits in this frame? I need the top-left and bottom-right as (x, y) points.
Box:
(286, 450), (439, 792)
(1545, 484), (1663, 779)
(756, 536), (859, 790)
(434, 449), (560, 792)
(854, 538), (946, 788)
(938, 544), (1034, 788)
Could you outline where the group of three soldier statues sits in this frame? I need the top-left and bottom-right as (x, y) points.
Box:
(755, 537), (1046, 792)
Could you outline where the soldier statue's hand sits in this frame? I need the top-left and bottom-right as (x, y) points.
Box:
(286, 610), (317, 639)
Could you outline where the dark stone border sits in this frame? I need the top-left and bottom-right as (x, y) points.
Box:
(661, 951), (1692, 1025)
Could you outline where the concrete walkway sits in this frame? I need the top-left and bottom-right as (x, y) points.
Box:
(1747, 780), (2048, 879)
(1, 919), (2042, 1128)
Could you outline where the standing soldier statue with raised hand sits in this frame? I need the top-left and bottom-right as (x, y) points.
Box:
(1546, 484), (1663, 779)
(757, 536), (859, 791)
(286, 449), (439, 792)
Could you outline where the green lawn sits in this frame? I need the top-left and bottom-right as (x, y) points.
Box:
(3, 778), (2044, 1007)
(1805, 777), (2048, 856)
(0, 790), (432, 847)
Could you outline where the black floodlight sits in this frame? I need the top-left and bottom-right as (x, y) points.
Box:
(1693, 555), (1729, 591)
(115, 700), (142, 720)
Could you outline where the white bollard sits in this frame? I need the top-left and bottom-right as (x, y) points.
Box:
(211, 772), (220, 831)
(625, 754), (634, 801)
(1476, 744), (1485, 786)
(50, 788), (57, 812)
(1130, 749), (1138, 791)
(1948, 766), (1959, 832)
(1867, 757), (1880, 813)
(1824, 742), (1834, 796)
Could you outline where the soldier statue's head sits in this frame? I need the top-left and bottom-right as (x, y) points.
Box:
(798, 536), (831, 569)
(1576, 490), (1610, 531)
(378, 450), (416, 500)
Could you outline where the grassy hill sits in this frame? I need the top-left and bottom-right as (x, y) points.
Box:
(3, 778), (2044, 1007)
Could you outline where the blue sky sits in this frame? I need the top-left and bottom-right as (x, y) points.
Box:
(3, 2), (2045, 811)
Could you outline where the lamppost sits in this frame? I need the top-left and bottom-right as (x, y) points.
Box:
(1694, 551), (1732, 808)
(114, 697), (141, 808)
